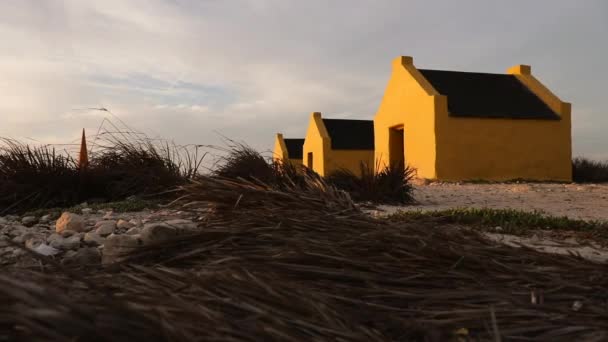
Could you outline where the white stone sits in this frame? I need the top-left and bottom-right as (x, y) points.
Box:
(21, 216), (37, 226)
(102, 234), (142, 264)
(31, 243), (60, 256)
(56, 212), (85, 233)
(81, 208), (93, 215)
(103, 211), (115, 220)
(140, 223), (177, 245)
(129, 219), (143, 228)
(95, 221), (116, 237)
(125, 227), (141, 235)
(164, 219), (197, 230)
(84, 231), (105, 246)
(50, 235), (81, 250)
(40, 214), (51, 223)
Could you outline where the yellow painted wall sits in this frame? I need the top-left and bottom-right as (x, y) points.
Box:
(273, 133), (289, 161)
(433, 64), (572, 181)
(273, 133), (302, 166)
(374, 57), (572, 182)
(303, 112), (374, 177)
(303, 112), (330, 175)
(434, 115), (572, 181)
(373, 56), (442, 179)
(326, 150), (375, 176)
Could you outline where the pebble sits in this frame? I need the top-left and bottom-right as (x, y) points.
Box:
(51, 235), (81, 250)
(39, 214), (52, 223)
(84, 231), (105, 246)
(62, 247), (101, 265)
(129, 219), (143, 228)
(56, 212), (85, 233)
(102, 233), (142, 264)
(125, 227), (141, 235)
(95, 220), (116, 236)
(116, 219), (133, 230)
(25, 235), (45, 249)
(81, 208), (93, 215)
(140, 223), (178, 245)
(61, 229), (76, 238)
(21, 216), (37, 226)
(2, 207), (196, 266)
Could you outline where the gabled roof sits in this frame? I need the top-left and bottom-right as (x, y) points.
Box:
(322, 119), (374, 150)
(418, 69), (560, 120)
(283, 138), (304, 159)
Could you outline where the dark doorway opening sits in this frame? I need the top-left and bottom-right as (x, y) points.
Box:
(389, 126), (405, 169)
(307, 152), (313, 170)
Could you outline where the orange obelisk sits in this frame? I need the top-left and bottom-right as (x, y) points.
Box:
(78, 129), (89, 170)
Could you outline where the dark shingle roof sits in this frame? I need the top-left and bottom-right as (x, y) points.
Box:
(322, 119), (374, 150)
(283, 138), (304, 159)
(418, 69), (560, 120)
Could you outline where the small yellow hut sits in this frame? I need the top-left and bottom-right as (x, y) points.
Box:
(273, 134), (304, 165)
(302, 112), (374, 177)
(374, 56), (572, 181)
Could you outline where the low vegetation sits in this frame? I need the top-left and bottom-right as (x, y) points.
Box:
(0, 132), (202, 215)
(327, 162), (415, 204)
(572, 157), (608, 183)
(213, 144), (415, 204)
(389, 207), (608, 240)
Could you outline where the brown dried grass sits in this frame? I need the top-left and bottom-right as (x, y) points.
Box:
(1, 176), (608, 341)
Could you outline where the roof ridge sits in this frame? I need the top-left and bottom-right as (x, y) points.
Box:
(418, 68), (509, 77)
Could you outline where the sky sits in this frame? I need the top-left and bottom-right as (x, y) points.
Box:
(0, 0), (606, 158)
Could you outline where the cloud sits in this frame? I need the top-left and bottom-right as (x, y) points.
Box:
(0, 0), (606, 157)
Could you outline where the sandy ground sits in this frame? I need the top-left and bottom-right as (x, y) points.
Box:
(484, 232), (608, 263)
(373, 182), (608, 263)
(380, 182), (608, 222)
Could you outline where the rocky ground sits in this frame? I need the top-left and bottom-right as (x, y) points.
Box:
(0, 204), (212, 267)
(382, 182), (608, 221)
(3, 182), (608, 267)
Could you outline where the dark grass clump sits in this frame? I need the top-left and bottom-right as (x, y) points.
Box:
(0, 129), (203, 214)
(213, 142), (276, 183)
(89, 139), (200, 201)
(0, 139), (82, 214)
(327, 162), (416, 204)
(212, 141), (323, 190)
(572, 157), (608, 183)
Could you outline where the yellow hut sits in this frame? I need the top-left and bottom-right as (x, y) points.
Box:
(302, 112), (374, 177)
(273, 133), (304, 165)
(374, 56), (572, 181)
